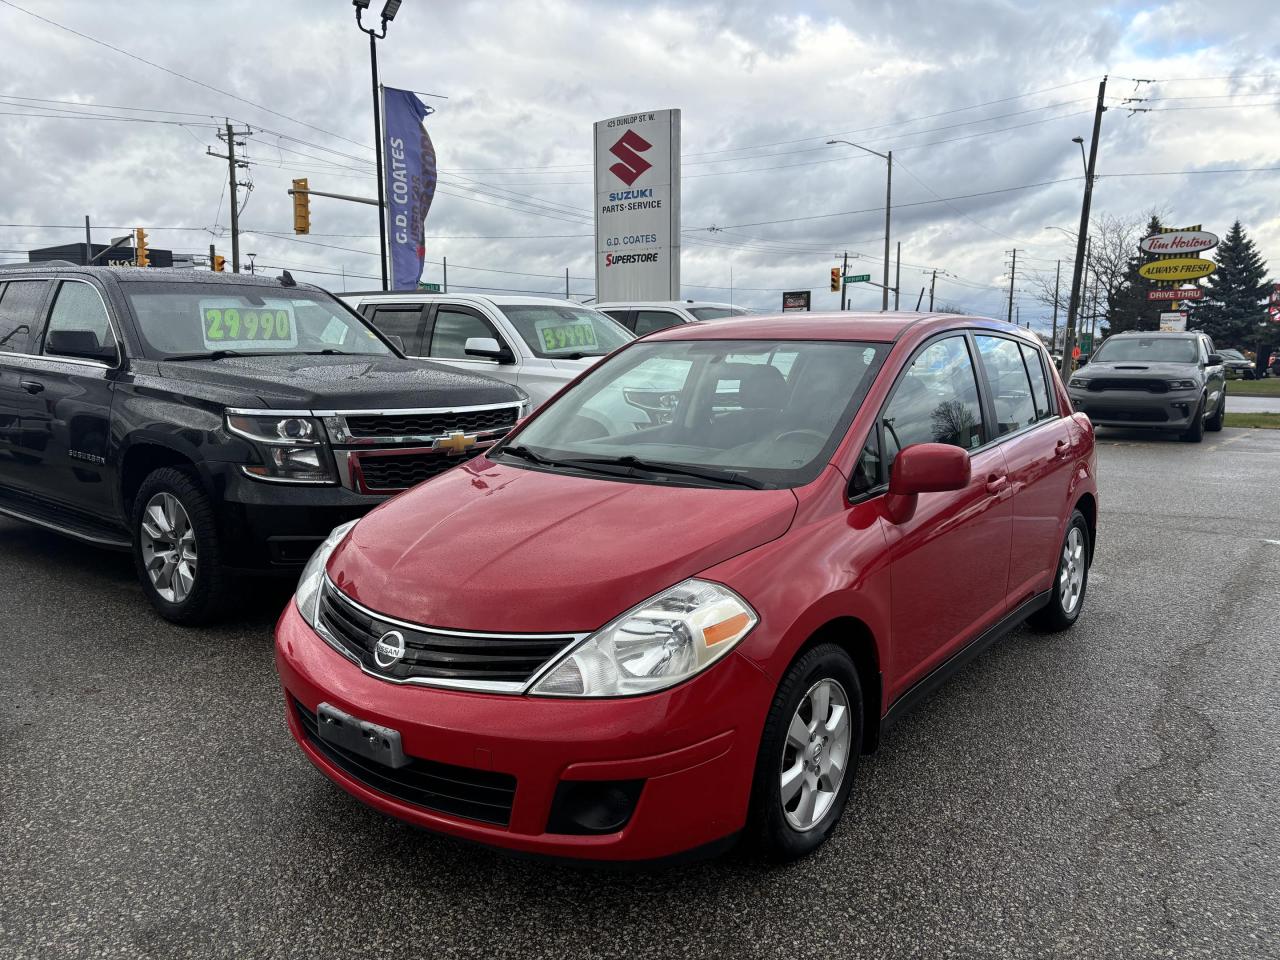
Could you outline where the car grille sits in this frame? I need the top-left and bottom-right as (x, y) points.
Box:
(345, 408), (519, 438)
(1085, 378), (1169, 393)
(1082, 406), (1169, 422)
(317, 580), (578, 689)
(353, 451), (461, 492)
(292, 698), (517, 826)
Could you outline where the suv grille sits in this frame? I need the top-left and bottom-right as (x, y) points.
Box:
(317, 580), (578, 689)
(292, 699), (517, 826)
(1086, 378), (1169, 393)
(345, 408), (519, 438)
(354, 451), (460, 492)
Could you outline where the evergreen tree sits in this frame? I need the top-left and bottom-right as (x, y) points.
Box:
(1105, 214), (1166, 335)
(1192, 221), (1269, 348)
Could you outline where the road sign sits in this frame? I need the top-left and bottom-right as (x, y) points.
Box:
(1072, 345), (1082, 360)
(846, 273), (871, 283)
(781, 290), (811, 312)
(1160, 311), (1188, 332)
(1079, 333), (1093, 353)
(1148, 287), (1203, 301)
(418, 282), (441, 292)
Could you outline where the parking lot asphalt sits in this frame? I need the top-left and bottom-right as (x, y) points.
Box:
(2, 428), (1278, 960)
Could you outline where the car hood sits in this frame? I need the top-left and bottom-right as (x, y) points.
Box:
(157, 353), (520, 410)
(1074, 361), (1201, 379)
(327, 458), (799, 633)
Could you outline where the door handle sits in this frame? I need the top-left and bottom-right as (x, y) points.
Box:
(985, 474), (1009, 496)
(19, 380), (44, 395)
(1055, 438), (1070, 455)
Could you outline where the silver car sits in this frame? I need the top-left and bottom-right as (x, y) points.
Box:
(1066, 331), (1226, 442)
(341, 293), (633, 409)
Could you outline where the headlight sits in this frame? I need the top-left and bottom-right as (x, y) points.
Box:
(1166, 379), (1197, 390)
(1069, 378), (1088, 389)
(530, 579), (757, 697)
(226, 412), (336, 483)
(295, 519), (358, 628)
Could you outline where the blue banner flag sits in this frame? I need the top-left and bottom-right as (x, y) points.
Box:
(381, 87), (437, 290)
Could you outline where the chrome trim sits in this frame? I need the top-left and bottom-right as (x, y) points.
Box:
(314, 576), (587, 695)
(0, 276), (126, 367)
(0, 352), (112, 370)
(226, 407), (315, 418)
(238, 466), (337, 486)
(225, 411), (325, 447)
(312, 401), (525, 418)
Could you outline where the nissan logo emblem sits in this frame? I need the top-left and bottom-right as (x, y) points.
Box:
(373, 630), (406, 669)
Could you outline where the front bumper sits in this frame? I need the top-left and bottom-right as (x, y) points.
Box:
(1068, 387), (1201, 429)
(274, 600), (772, 861)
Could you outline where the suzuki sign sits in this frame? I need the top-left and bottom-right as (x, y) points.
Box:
(594, 110), (680, 302)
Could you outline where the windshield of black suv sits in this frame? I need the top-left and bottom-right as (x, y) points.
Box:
(1092, 336), (1198, 364)
(498, 338), (888, 489)
(123, 283), (395, 360)
(688, 306), (748, 321)
(496, 304), (633, 358)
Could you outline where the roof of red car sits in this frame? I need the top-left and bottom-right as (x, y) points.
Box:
(644, 311), (981, 343)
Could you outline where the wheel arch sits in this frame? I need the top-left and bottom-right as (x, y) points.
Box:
(1073, 491), (1097, 564)
(791, 616), (884, 754)
(117, 437), (211, 520)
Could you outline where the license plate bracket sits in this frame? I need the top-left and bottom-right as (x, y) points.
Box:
(315, 702), (410, 769)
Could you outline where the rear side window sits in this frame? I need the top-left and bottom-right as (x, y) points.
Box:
(882, 335), (984, 459)
(633, 310), (682, 336)
(44, 281), (117, 359)
(975, 335), (1037, 436)
(0, 280), (49, 355)
(1019, 343), (1053, 420)
(366, 304), (426, 355)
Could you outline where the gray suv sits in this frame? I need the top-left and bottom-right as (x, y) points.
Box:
(1066, 331), (1225, 442)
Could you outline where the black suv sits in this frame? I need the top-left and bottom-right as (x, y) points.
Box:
(0, 265), (526, 623)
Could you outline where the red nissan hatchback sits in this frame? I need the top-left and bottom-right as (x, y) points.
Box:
(276, 312), (1097, 862)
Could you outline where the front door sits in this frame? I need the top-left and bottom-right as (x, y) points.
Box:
(878, 334), (1014, 699)
(423, 303), (517, 388)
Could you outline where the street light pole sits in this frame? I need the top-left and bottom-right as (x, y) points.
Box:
(828, 140), (892, 311)
(354, 0), (404, 292)
(1061, 76), (1108, 378)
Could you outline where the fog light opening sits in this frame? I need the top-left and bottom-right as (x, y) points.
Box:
(546, 779), (645, 835)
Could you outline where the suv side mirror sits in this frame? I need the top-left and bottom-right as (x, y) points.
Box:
(465, 336), (514, 363)
(384, 334), (405, 354)
(885, 443), (971, 524)
(1206, 353), (1223, 366)
(46, 329), (118, 365)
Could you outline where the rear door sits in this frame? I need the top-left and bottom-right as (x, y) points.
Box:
(1202, 335), (1225, 414)
(422, 302), (519, 388)
(973, 334), (1075, 605)
(0, 279), (53, 486)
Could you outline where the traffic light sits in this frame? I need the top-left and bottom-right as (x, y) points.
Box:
(135, 227), (150, 267)
(830, 266), (841, 293)
(212, 254), (226, 273)
(292, 178), (310, 235)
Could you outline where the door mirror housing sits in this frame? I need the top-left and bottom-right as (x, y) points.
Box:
(464, 336), (514, 363)
(384, 334), (405, 354)
(45, 329), (118, 365)
(1206, 353), (1223, 366)
(884, 443), (972, 524)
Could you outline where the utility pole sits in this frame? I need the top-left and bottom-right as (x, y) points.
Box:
(443, 256), (448, 293)
(83, 215), (91, 266)
(1007, 248), (1017, 322)
(840, 251), (849, 311)
(894, 241), (901, 310)
(1061, 76), (1108, 377)
(354, 2), (403, 291)
(565, 268), (570, 300)
(208, 122), (251, 274)
(929, 269), (937, 311)
(882, 151), (892, 311)
(1051, 259), (1061, 349)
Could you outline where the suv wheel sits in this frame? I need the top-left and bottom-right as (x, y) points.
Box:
(748, 643), (862, 861)
(131, 467), (229, 625)
(1030, 509), (1090, 632)
(1181, 396), (1205, 443)
(1205, 391), (1225, 432)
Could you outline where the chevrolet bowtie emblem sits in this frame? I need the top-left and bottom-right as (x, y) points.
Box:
(435, 431), (479, 454)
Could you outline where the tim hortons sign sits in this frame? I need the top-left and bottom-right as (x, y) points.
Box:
(1138, 230), (1219, 255)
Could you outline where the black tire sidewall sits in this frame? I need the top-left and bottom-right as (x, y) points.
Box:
(749, 643), (863, 861)
(131, 467), (225, 625)
(1182, 397), (1205, 442)
(1032, 509), (1090, 631)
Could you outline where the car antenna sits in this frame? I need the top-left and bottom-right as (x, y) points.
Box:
(278, 270), (297, 287)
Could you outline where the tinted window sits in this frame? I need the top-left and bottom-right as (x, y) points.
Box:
(366, 305), (425, 355)
(0, 280), (49, 355)
(975, 335), (1037, 436)
(600, 309), (630, 325)
(688, 307), (748, 321)
(882, 336), (984, 460)
(429, 307), (495, 359)
(1018, 343), (1053, 420)
(45, 282), (117, 358)
(633, 310), (683, 336)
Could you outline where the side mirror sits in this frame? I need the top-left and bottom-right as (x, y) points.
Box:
(884, 443), (971, 524)
(45, 329), (117, 365)
(1206, 353), (1223, 366)
(383, 334), (405, 354)
(464, 336), (514, 363)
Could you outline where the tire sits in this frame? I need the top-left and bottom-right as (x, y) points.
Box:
(1206, 391), (1225, 432)
(1181, 397), (1205, 443)
(747, 643), (863, 861)
(1029, 509), (1090, 633)
(131, 467), (230, 625)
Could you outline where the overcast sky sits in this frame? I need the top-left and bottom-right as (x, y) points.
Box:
(2, 0), (1279, 329)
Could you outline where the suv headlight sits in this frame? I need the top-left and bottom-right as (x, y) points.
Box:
(1068, 377), (1088, 389)
(226, 412), (336, 483)
(530, 579), (757, 697)
(1166, 379), (1197, 390)
(295, 519), (358, 628)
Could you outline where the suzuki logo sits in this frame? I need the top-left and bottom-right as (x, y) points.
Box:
(608, 130), (653, 186)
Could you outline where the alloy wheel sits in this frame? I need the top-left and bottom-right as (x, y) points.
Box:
(1059, 525), (1085, 614)
(140, 492), (197, 604)
(780, 678), (851, 831)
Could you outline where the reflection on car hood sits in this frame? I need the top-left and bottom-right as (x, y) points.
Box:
(327, 458), (799, 633)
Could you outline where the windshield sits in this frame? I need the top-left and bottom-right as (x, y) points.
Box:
(498, 304), (633, 358)
(1092, 336), (1198, 364)
(688, 307), (748, 321)
(500, 339), (888, 489)
(123, 283), (394, 360)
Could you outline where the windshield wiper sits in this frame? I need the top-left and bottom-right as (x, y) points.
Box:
(562, 454), (766, 489)
(162, 349), (267, 361)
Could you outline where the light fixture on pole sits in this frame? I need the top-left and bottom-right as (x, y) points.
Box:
(1072, 136), (1088, 176)
(827, 139), (892, 311)
(354, 0), (405, 292)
